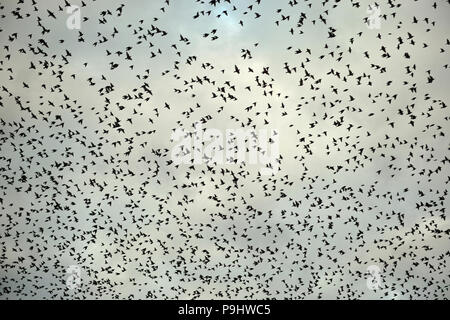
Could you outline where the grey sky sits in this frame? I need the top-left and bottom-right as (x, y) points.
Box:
(0, 0), (449, 299)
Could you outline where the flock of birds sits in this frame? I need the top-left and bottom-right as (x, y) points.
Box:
(0, 0), (448, 299)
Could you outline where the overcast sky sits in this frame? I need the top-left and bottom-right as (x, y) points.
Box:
(0, 0), (449, 299)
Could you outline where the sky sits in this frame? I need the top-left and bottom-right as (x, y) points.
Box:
(0, 0), (449, 299)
